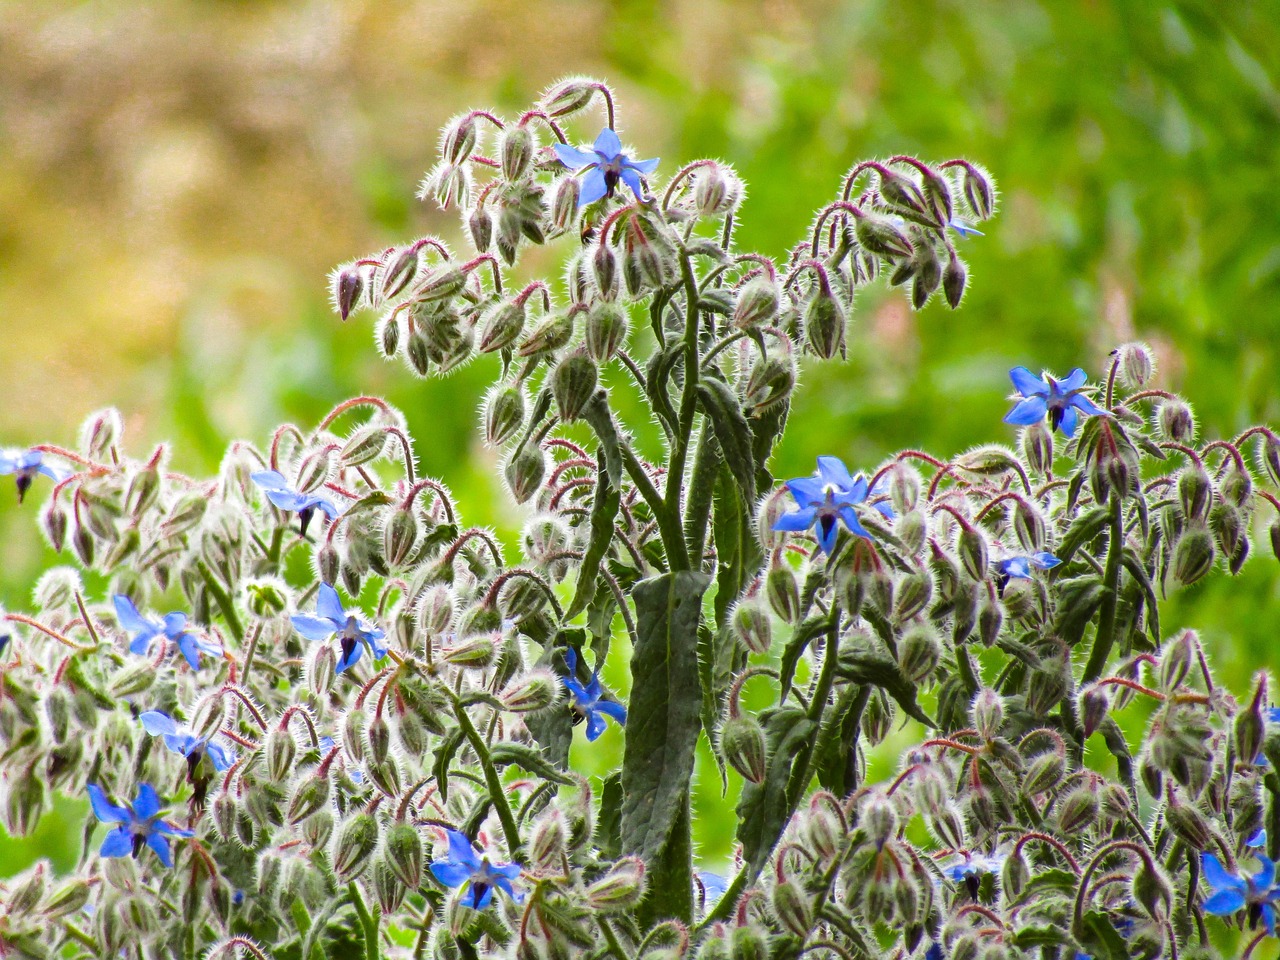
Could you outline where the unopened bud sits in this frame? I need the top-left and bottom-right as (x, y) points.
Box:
(862, 795), (898, 848)
(962, 164), (996, 220)
(911, 247), (942, 309)
(743, 355), (796, 415)
(469, 207), (494, 252)
(1178, 469), (1212, 523)
(1022, 751), (1065, 796)
(384, 822), (424, 889)
(1080, 686), (1111, 737)
(42, 877), (90, 918)
(855, 214), (913, 260)
(894, 570), (933, 622)
(478, 302), (527, 354)
(898, 623), (941, 683)
(971, 689), (1004, 740)
(720, 713), (768, 784)
(1056, 786), (1098, 834)
(333, 812), (379, 880)
(958, 526), (988, 582)
(382, 246), (421, 301)
(1171, 528), (1215, 586)
(287, 776), (330, 825)
(803, 284), (846, 360)
(543, 79), (596, 117)
(1021, 421), (1054, 475)
(864, 691), (892, 746)
(501, 125), (534, 180)
(1157, 400), (1195, 443)
(733, 276), (779, 330)
(1164, 796), (1212, 850)
(383, 508), (418, 570)
(505, 444), (547, 504)
(1116, 342), (1155, 388)
(1132, 860), (1173, 919)
(501, 670), (559, 712)
(592, 243), (619, 300)
(942, 251), (967, 308)
(552, 177), (581, 231)
(772, 881), (813, 938)
(730, 597), (772, 655)
(584, 301), (630, 362)
(765, 565), (800, 624)
(528, 808), (567, 872)
(694, 165), (743, 217)
(586, 857), (647, 911)
(1002, 850), (1030, 899)
(551, 353), (599, 422)
(334, 268), (363, 321)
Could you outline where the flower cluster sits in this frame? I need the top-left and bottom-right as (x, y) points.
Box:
(0, 80), (1278, 960)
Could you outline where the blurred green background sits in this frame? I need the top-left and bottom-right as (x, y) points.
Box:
(2, 0), (1279, 886)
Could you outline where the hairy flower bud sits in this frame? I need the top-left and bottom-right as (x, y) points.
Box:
(743, 354), (796, 416)
(898, 623), (941, 683)
(957, 526), (988, 582)
(694, 165), (744, 217)
(501, 125), (535, 181)
(501, 669), (559, 712)
(287, 776), (330, 825)
(333, 812), (380, 880)
(483, 383), (526, 448)
(1171, 527), (1215, 586)
(552, 353), (599, 422)
(43, 877), (91, 918)
(1132, 860), (1173, 920)
(855, 214), (913, 261)
(587, 857), (647, 911)
(971, 689), (1004, 740)
(1116, 342), (1155, 388)
(765, 565), (801, 624)
(479, 301), (527, 354)
(1157, 399), (1195, 443)
(1080, 685), (1111, 737)
(585, 301), (629, 361)
(733, 276), (779, 330)
(505, 444), (547, 504)
(942, 251), (967, 308)
(731, 597), (773, 655)
(894, 569), (933, 622)
(864, 691), (892, 746)
(772, 881), (813, 938)
(1021, 421), (1054, 475)
(384, 821), (424, 889)
(803, 283), (846, 360)
(1164, 795), (1212, 850)
(862, 795), (898, 848)
(1022, 751), (1065, 797)
(720, 713), (768, 784)
(962, 164), (996, 220)
(1178, 468), (1212, 523)
(1056, 785), (1098, 834)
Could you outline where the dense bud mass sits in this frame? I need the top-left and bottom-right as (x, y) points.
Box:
(0, 77), (1275, 960)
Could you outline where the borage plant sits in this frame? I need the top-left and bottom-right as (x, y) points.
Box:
(1, 78), (1278, 960)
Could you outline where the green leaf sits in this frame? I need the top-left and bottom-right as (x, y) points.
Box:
(489, 742), (573, 785)
(698, 378), (757, 507)
(597, 772), (623, 860)
(1121, 547), (1160, 643)
(834, 647), (935, 726)
(1097, 716), (1135, 791)
(433, 728), (465, 803)
(1054, 506), (1110, 568)
(812, 683), (867, 795)
(621, 571), (710, 909)
(1075, 910), (1130, 960)
(566, 447), (620, 619)
(749, 399), (789, 492)
(779, 614), (830, 700)
(1053, 575), (1108, 648)
(736, 705), (815, 874)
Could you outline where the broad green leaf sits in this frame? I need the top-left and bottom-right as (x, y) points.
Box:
(835, 647), (934, 726)
(489, 741), (573, 785)
(582, 393), (622, 488)
(621, 571), (710, 913)
(736, 705), (815, 875)
(698, 378), (757, 507)
(812, 682), (867, 796)
(1053, 575), (1108, 648)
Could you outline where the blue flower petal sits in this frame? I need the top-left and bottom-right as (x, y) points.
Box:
(1058, 368), (1089, 392)
(162, 612), (188, 637)
(207, 742), (235, 772)
(846, 474), (869, 504)
(584, 710), (607, 741)
(584, 671), (604, 702)
(553, 143), (598, 170)
(146, 832), (175, 868)
(1031, 552), (1061, 569)
(492, 862), (523, 881)
(578, 166), (608, 206)
(251, 470), (291, 492)
(113, 595), (155, 634)
(1201, 853), (1244, 893)
(445, 829), (482, 869)
(1068, 392), (1107, 417)
(129, 630), (159, 655)
(1058, 405), (1080, 439)
(164, 733), (200, 756)
(593, 128), (622, 160)
(430, 861), (473, 888)
(316, 584), (346, 624)
(139, 711), (179, 737)
(562, 674), (590, 704)
(313, 497), (341, 520)
(152, 820), (194, 838)
(99, 826), (133, 859)
(626, 156), (660, 175)
(563, 647), (578, 676)
(816, 456), (855, 490)
(335, 641), (364, 674)
(292, 615), (339, 641)
(88, 785), (129, 824)
(133, 783), (162, 820)
(838, 506), (872, 541)
(264, 488), (313, 513)
(595, 699), (627, 726)
(176, 634), (202, 670)
(1254, 855), (1277, 892)
(784, 476), (826, 507)
(1009, 366), (1050, 398)
(1202, 887), (1247, 915)
(1249, 828), (1269, 848)
(1004, 395), (1048, 426)
(619, 166), (645, 201)
(815, 514), (840, 554)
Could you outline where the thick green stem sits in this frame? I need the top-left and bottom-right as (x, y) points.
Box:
(622, 442), (689, 571)
(451, 695), (523, 858)
(197, 560), (245, 644)
(348, 881), (381, 960)
(1083, 491), (1124, 683)
(682, 427), (718, 568)
(663, 253), (704, 567)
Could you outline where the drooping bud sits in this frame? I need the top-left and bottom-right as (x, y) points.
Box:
(971, 688), (1004, 740)
(730, 597), (773, 655)
(1171, 527), (1215, 586)
(1156, 399), (1195, 443)
(765, 565), (801, 624)
(334, 268), (363, 322)
(898, 623), (941, 683)
(1116, 342), (1155, 388)
(551, 353), (599, 422)
(910, 246), (942, 309)
(384, 821), (424, 889)
(772, 882), (813, 938)
(743, 354), (796, 415)
(855, 214), (913, 261)
(962, 164), (996, 220)
(862, 794), (898, 848)
(478, 301), (527, 354)
(483, 383), (526, 448)
(942, 251), (967, 308)
(585, 301), (629, 361)
(732, 276), (780, 330)
(1159, 631), (1196, 691)
(286, 776), (330, 825)
(1021, 421), (1054, 475)
(333, 812), (380, 880)
(720, 713), (768, 784)
(1080, 685), (1111, 737)
(441, 114), (478, 164)
(500, 125), (535, 180)
(1056, 785), (1098, 834)
(501, 670), (559, 712)
(542, 79), (597, 117)
(1178, 468), (1212, 523)
(803, 279), (846, 360)
(957, 525), (988, 582)
(1022, 751), (1065, 797)
(468, 205), (494, 252)
(586, 857), (647, 911)
(1132, 859), (1174, 920)
(505, 444), (547, 504)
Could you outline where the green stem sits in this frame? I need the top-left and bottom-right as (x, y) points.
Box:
(663, 253), (704, 569)
(240, 623), (263, 686)
(682, 427), (718, 568)
(1083, 490), (1124, 683)
(451, 694), (523, 858)
(597, 916), (630, 960)
(622, 442), (688, 571)
(196, 560), (245, 644)
(348, 881), (381, 960)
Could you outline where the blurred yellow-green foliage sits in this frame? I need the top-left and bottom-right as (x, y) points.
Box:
(2, 0), (1279, 880)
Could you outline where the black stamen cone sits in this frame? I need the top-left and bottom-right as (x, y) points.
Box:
(298, 506), (315, 538)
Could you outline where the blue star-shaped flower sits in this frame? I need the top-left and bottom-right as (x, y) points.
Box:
(1003, 367), (1107, 439)
(251, 470), (340, 537)
(113, 595), (223, 669)
(994, 552), (1061, 580)
(0, 448), (64, 503)
(772, 456), (893, 555)
(560, 647), (627, 741)
(553, 128), (660, 206)
(429, 828), (522, 909)
(696, 871), (729, 906)
(942, 850), (1006, 885)
(1201, 850), (1280, 933)
(291, 583), (388, 674)
(139, 710), (235, 774)
(949, 218), (984, 238)
(87, 783), (194, 868)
